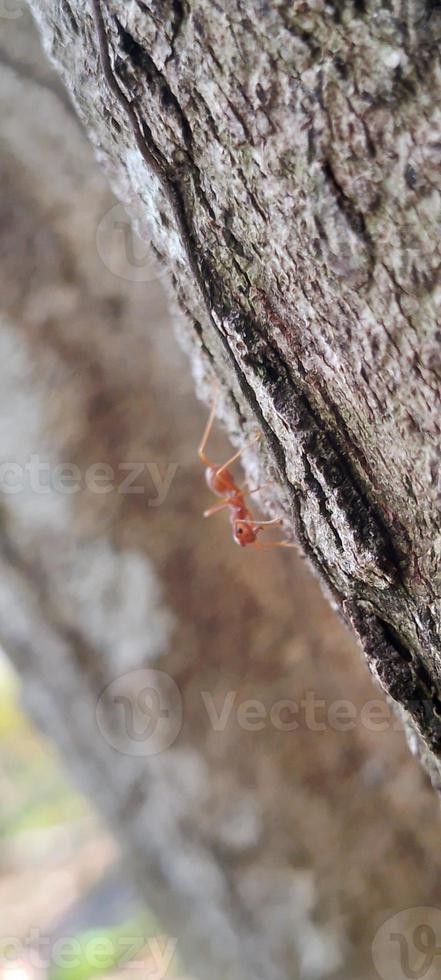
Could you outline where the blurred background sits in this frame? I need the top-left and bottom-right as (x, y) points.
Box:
(1, 5), (441, 980)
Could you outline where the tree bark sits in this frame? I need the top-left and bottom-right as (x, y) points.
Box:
(3, 3), (441, 979)
(29, 0), (441, 779)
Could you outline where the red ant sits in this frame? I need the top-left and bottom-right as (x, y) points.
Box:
(198, 392), (294, 550)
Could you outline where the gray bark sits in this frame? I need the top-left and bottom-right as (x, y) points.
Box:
(29, 0), (441, 777)
(2, 3), (441, 980)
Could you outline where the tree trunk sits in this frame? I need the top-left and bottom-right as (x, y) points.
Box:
(3, 2), (441, 978)
(30, 0), (441, 780)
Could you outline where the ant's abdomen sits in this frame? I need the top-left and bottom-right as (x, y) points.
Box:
(205, 466), (235, 497)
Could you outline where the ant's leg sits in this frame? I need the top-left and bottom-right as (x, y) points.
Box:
(198, 388), (219, 466)
(203, 500), (230, 518)
(216, 432), (261, 476)
(254, 539), (296, 550)
(240, 481), (271, 498)
(236, 517), (283, 528)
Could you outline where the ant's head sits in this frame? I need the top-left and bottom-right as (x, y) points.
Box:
(233, 520), (257, 547)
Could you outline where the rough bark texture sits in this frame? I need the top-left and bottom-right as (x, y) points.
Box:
(2, 3), (441, 980)
(28, 0), (441, 777)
